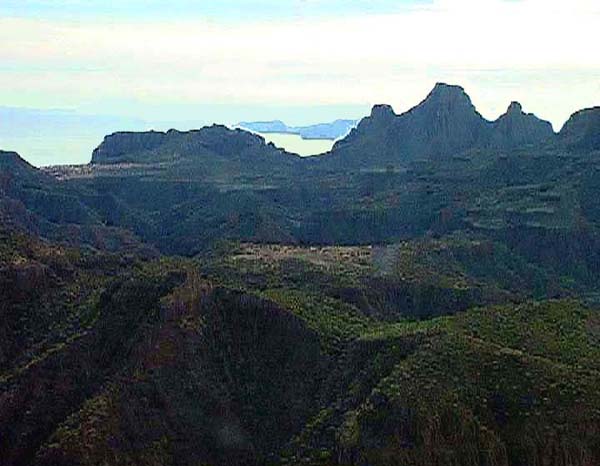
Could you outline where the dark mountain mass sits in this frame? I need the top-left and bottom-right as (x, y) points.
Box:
(558, 106), (600, 152)
(0, 150), (47, 183)
(328, 83), (564, 168)
(490, 101), (555, 149)
(91, 124), (296, 165)
(91, 130), (168, 163)
(3, 84), (600, 466)
(329, 83), (491, 167)
(400, 82), (490, 157)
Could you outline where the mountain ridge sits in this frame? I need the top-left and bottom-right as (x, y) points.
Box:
(91, 124), (299, 165)
(328, 82), (566, 167)
(82, 83), (600, 169)
(3, 84), (600, 466)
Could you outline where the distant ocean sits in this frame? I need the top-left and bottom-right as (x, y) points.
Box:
(260, 132), (334, 157)
(0, 112), (334, 167)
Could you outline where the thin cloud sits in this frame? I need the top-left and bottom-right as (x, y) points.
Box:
(0, 0), (598, 127)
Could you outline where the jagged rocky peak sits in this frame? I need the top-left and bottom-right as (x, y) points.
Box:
(370, 104), (396, 120)
(406, 82), (490, 154)
(411, 82), (485, 126)
(422, 82), (476, 110)
(330, 83), (490, 163)
(559, 107), (600, 152)
(491, 101), (554, 149)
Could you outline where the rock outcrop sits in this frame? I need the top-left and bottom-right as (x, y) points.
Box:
(558, 107), (600, 152)
(91, 125), (295, 164)
(329, 83), (491, 166)
(490, 101), (555, 149)
(327, 84), (561, 168)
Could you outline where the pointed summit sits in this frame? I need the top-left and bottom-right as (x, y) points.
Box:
(421, 83), (475, 111)
(400, 83), (489, 157)
(330, 83), (490, 165)
(490, 102), (554, 149)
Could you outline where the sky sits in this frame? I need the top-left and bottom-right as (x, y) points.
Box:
(1, 0), (599, 143)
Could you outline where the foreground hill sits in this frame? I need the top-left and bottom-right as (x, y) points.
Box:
(2, 230), (600, 465)
(2, 81), (600, 463)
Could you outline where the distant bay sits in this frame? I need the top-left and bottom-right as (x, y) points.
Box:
(260, 132), (334, 156)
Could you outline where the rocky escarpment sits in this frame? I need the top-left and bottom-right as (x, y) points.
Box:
(91, 124), (296, 165)
(327, 84), (563, 168)
(329, 83), (491, 166)
(330, 104), (398, 163)
(490, 101), (555, 149)
(398, 83), (491, 158)
(558, 106), (600, 152)
(91, 130), (168, 163)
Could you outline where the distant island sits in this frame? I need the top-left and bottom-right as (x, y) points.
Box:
(237, 119), (357, 140)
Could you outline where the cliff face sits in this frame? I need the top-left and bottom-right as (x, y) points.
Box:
(330, 83), (492, 166)
(91, 131), (168, 163)
(559, 107), (600, 152)
(91, 125), (293, 164)
(399, 83), (491, 158)
(328, 84), (562, 168)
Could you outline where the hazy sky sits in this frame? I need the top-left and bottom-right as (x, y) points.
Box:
(1, 0), (599, 129)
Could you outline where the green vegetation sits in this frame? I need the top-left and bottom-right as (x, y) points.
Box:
(3, 220), (600, 466)
(2, 97), (600, 465)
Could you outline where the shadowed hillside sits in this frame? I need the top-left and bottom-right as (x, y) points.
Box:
(2, 83), (600, 465)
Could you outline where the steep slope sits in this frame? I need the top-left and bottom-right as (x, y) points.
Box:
(91, 124), (299, 166)
(395, 83), (491, 158)
(328, 83), (492, 167)
(0, 150), (49, 184)
(559, 107), (600, 152)
(0, 239), (328, 466)
(0, 150), (152, 253)
(490, 101), (555, 149)
(282, 297), (600, 466)
(326, 85), (559, 168)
